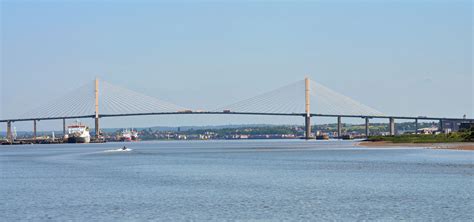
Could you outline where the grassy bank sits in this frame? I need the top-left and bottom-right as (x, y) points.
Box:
(368, 130), (473, 143)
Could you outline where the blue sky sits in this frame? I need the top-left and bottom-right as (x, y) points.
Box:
(1, 0), (472, 130)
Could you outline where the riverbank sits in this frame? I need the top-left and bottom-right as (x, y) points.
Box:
(358, 141), (474, 151)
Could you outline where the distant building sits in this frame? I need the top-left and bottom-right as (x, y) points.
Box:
(459, 123), (474, 131)
(417, 127), (438, 134)
(441, 120), (471, 132)
(177, 135), (187, 140)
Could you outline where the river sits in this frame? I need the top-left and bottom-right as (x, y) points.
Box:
(1, 140), (472, 221)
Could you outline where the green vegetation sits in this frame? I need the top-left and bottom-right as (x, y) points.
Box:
(368, 126), (474, 143)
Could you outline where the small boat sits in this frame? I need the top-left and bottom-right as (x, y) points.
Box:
(117, 146), (132, 152)
(316, 135), (329, 140)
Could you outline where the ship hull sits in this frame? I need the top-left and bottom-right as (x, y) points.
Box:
(68, 136), (90, 143)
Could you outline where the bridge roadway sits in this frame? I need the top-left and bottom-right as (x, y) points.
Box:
(1, 111), (473, 123)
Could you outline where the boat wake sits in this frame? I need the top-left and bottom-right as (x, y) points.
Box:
(103, 148), (133, 152)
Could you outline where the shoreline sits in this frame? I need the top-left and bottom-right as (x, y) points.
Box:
(358, 141), (474, 151)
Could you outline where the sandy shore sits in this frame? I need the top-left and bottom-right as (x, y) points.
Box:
(358, 141), (474, 151)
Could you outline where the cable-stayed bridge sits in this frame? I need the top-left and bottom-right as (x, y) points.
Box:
(1, 78), (472, 141)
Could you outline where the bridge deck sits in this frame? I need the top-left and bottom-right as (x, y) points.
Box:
(1, 111), (472, 122)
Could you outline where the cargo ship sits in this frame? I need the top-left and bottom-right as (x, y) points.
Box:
(119, 129), (139, 142)
(131, 129), (139, 141)
(66, 120), (91, 143)
(121, 129), (132, 142)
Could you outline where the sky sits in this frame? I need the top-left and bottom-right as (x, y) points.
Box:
(1, 0), (472, 131)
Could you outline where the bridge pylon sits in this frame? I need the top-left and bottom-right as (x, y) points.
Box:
(305, 77), (312, 140)
(94, 78), (100, 139)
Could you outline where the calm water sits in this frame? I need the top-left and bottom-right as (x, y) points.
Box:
(1, 140), (473, 221)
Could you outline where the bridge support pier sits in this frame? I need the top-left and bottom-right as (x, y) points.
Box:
(439, 119), (444, 133)
(95, 117), (100, 139)
(365, 117), (370, 138)
(305, 116), (311, 140)
(62, 119), (66, 138)
(415, 119), (418, 134)
(389, 118), (395, 136)
(337, 116), (342, 139)
(33, 120), (37, 140)
(6, 121), (12, 142)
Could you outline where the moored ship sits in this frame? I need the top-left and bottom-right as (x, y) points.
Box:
(121, 129), (132, 142)
(67, 120), (91, 143)
(131, 129), (139, 141)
